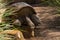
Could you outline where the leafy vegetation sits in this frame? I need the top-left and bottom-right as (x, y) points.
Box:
(40, 0), (60, 15)
(0, 23), (15, 40)
(0, 33), (16, 40)
(40, 0), (60, 6)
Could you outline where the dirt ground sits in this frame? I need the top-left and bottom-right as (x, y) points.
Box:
(25, 4), (60, 40)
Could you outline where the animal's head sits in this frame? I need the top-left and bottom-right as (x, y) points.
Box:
(2, 10), (21, 26)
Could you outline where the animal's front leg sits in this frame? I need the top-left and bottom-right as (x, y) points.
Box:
(28, 14), (41, 37)
(18, 16), (32, 38)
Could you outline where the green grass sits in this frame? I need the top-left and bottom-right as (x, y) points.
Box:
(40, 0), (60, 6)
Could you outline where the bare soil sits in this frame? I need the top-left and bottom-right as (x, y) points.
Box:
(25, 4), (60, 40)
